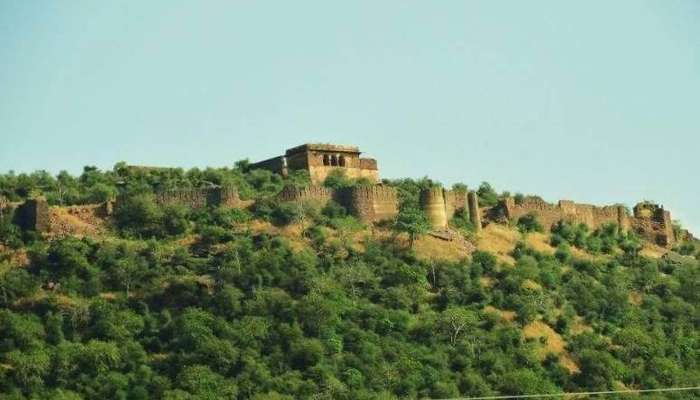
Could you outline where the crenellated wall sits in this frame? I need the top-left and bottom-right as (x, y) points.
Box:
(499, 196), (630, 233)
(277, 184), (398, 223)
(152, 187), (244, 209)
(338, 185), (398, 223)
(277, 185), (334, 204)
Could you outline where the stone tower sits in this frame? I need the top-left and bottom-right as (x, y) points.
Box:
(420, 187), (448, 229)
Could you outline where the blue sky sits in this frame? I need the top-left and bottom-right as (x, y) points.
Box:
(1, 1), (699, 232)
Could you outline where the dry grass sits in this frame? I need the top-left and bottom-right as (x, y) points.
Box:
(526, 232), (555, 254)
(483, 305), (517, 322)
(629, 291), (643, 306)
(523, 321), (580, 373)
(479, 276), (494, 288)
(48, 206), (107, 238)
(477, 224), (519, 264)
(413, 234), (471, 262)
(99, 292), (118, 300)
(247, 220), (311, 253)
(640, 243), (667, 259)
(570, 316), (593, 335)
(521, 279), (543, 291)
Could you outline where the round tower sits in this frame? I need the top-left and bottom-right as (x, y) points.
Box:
(420, 187), (447, 229)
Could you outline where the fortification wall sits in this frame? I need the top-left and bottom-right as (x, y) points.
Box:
(277, 184), (397, 223)
(629, 203), (675, 247)
(277, 185), (334, 204)
(499, 196), (632, 232)
(14, 197), (50, 233)
(153, 187), (244, 209)
(338, 185), (398, 223)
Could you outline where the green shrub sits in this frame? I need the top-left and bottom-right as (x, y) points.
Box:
(517, 213), (543, 233)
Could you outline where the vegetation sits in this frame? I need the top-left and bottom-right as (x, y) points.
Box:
(0, 166), (699, 399)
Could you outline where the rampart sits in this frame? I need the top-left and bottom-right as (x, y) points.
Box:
(153, 187), (244, 209)
(630, 203), (675, 247)
(277, 185), (334, 204)
(14, 197), (50, 233)
(499, 196), (630, 233)
(337, 185), (398, 223)
(420, 188), (448, 229)
(277, 184), (398, 223)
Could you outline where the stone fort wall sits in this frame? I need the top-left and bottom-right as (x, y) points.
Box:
(631, 203), (674, 247)
(499, 197), (629, 232)
(419, 188), (482, 230)
(277, 184), (398, 223)
(152, 187), (244, 209)
(338, 185), (398, 223)
(13, 198), (50, 233)
(497, 196), (677, 247)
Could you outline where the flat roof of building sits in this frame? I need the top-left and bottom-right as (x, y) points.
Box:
(285, 143), (361, 155)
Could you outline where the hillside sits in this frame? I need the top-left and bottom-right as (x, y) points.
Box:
(0, 164), (699, 399)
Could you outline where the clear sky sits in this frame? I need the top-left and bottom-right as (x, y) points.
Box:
(1, 1), (698, 232)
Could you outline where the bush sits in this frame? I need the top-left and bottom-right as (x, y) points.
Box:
(114, 194), (165, 238)
(477, 182), (499, 207)
(271, 203), (302, 226)
(517, 213), (543, 233)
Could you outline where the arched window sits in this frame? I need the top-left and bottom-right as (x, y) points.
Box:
(323, 154), (330, 166)
(331, 155), (338, 166)
(339, 155), (346, 167)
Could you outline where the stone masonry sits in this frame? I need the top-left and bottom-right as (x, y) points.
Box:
(250, 143), (380, 184)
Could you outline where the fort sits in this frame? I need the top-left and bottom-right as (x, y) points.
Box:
(1, 143), (691, 249)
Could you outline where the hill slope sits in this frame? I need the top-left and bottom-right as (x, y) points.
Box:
(0, 165), (699, 399)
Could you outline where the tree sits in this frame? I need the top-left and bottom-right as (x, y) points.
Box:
(477, 182), (499, 207)
(438, 307), (478, 346)
(517, 212), (544, 233)
(393, 207), (430, 248)
(114, 194), (165, 237)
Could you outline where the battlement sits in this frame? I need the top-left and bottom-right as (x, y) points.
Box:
(276, 184), (398, 223)
(499, 196), (630, 233)
(277, 185), (334, 203)
(148, 186), (243, 209)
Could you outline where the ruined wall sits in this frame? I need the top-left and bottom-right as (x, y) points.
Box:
(152, 187), (243, 209)
(14, 197), (50, 233)
(249, 156), (288, 177)
(630, 203), (675, 247)
(338, 185), (398, 223)
(468, 191), (482, 232)
(499, 196), (631, 233)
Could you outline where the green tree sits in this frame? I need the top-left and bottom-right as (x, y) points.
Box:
(393, 207), (430, 248)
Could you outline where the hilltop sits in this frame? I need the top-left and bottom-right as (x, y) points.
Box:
(0, 154), (699, 399)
